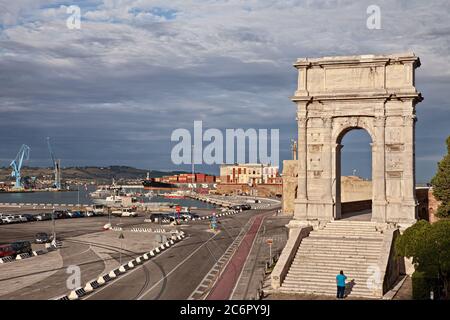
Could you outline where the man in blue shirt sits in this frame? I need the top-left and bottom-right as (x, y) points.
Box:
(336, 270), (347, 299)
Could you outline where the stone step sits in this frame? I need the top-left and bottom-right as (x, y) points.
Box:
(288, 267), (373, 275)
(295, 246), (381, 254)
(282, 279), (374, 290)
(303, 239), (382, 244)
(315, 231), (382, 236)
(294, 257), (378, 264)
(283, 277), (371, 287)
(279, 285), (377, 298)
(290, 261), (375, 269)
(298, 246), (380, 256)
(287, 270), (372, 278)
(292, 254), (376, 261)
(297, 250), (380, 257)
(293, 255), (378, 263)
(285, 271), (371, 279)
(327, 221), (379, 225)
(281, 281), (375, 293)
(308, 235), (384, 241)
(300, 239), (382, 250)
(314, 231), (382, 236)
(323, 226), (379, 230)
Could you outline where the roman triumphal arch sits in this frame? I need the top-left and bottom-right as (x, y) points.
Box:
(292, 53), (423, 224)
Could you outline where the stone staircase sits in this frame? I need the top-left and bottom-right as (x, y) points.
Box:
(280, 220), (385, 298)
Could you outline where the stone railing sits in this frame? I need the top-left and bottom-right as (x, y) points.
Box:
(270, 225), (312, 289)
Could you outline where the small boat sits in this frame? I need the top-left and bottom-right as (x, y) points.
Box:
(163, 191), (185, 199)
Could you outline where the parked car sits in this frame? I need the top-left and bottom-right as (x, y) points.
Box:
(241, 204), (252, 210)
(0, 244), (15, 258)
(180, 212), (199, 220)
(67, 211), (77, 218)
(11, 240), (32, 256)
(149, 213), (170, 223)
(15, 215), (28, 222)
(85, 211), (95, 217)
(22, 214), (36, 222)
(35, 213), (52, 221)
(68, 211), (83, 218)
(35, 232), (51, 244)
(2, 215), (20, 223)
(92, 205), (105, 215)
(53, 210), (69, 219)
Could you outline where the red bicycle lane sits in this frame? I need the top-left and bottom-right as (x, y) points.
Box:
(206, 213), (265, 300)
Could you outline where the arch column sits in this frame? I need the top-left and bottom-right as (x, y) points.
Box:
(319, 116), (334, 221)
(399, 114), (418, 223)
(372, 116), (387, 222)
(332, 143), (343, 220)
(294, 115), (308, 220)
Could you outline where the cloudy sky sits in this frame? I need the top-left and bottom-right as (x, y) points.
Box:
(0, 0), (449, 182)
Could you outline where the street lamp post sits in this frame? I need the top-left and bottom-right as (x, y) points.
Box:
(51, 205), (56, 245)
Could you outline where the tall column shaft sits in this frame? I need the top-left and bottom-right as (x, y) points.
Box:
(372, 116), (387, 222)
(297, 116), (307, 201)
(402, 115), (416, 202)
(322, 117), (333, 202)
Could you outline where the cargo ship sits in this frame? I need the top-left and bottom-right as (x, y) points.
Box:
(142, 172), (217, 192)
(142, 177), (177, 190)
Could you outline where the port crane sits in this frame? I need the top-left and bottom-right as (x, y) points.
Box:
(10, 144), (31, 189)
(47, 137), (61, 190)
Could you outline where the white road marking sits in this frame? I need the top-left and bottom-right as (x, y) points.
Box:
(137, 232), (219, 300)
(82, 238), (188, 299)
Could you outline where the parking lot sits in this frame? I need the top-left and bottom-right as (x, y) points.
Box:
(0, 195), (280, 300)
(0, 208), (184, 299)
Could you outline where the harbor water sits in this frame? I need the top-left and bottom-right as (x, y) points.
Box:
(0, 187), (215, 209)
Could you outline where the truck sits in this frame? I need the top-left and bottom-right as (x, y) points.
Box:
(111, 208), (138, 217)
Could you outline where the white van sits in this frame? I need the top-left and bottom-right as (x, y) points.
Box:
(92, 204), (105, 215)
(121, 208), (137, 217)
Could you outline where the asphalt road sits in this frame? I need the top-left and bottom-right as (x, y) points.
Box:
(84, 209), (272, 300)
(0, 205), (280, 300)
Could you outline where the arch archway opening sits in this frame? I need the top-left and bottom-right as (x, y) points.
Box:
(335, 127), (373, 221)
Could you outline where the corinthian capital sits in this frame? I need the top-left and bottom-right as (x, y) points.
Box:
(403, 114), (417, 126)
(298, 117), (307, 127)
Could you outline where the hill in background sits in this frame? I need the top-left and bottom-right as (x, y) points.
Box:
(0, 166), (188, 183)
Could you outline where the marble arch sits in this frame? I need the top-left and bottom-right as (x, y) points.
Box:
(292, 53), (423, 225)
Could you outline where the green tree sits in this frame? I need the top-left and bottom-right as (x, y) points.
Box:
(396, 220), (450, 299)
(431, 136), (450, 218)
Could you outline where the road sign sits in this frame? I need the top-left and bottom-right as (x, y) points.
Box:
(266, 238), (273, 245)
(176, 206), (181, 213)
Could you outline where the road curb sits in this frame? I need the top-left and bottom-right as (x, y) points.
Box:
(52, 231), (186, 300)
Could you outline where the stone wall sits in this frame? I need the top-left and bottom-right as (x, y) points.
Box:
(216, 183), (282, 198)
(340, 176), (372, 202)
(428, 188), (442, 223)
